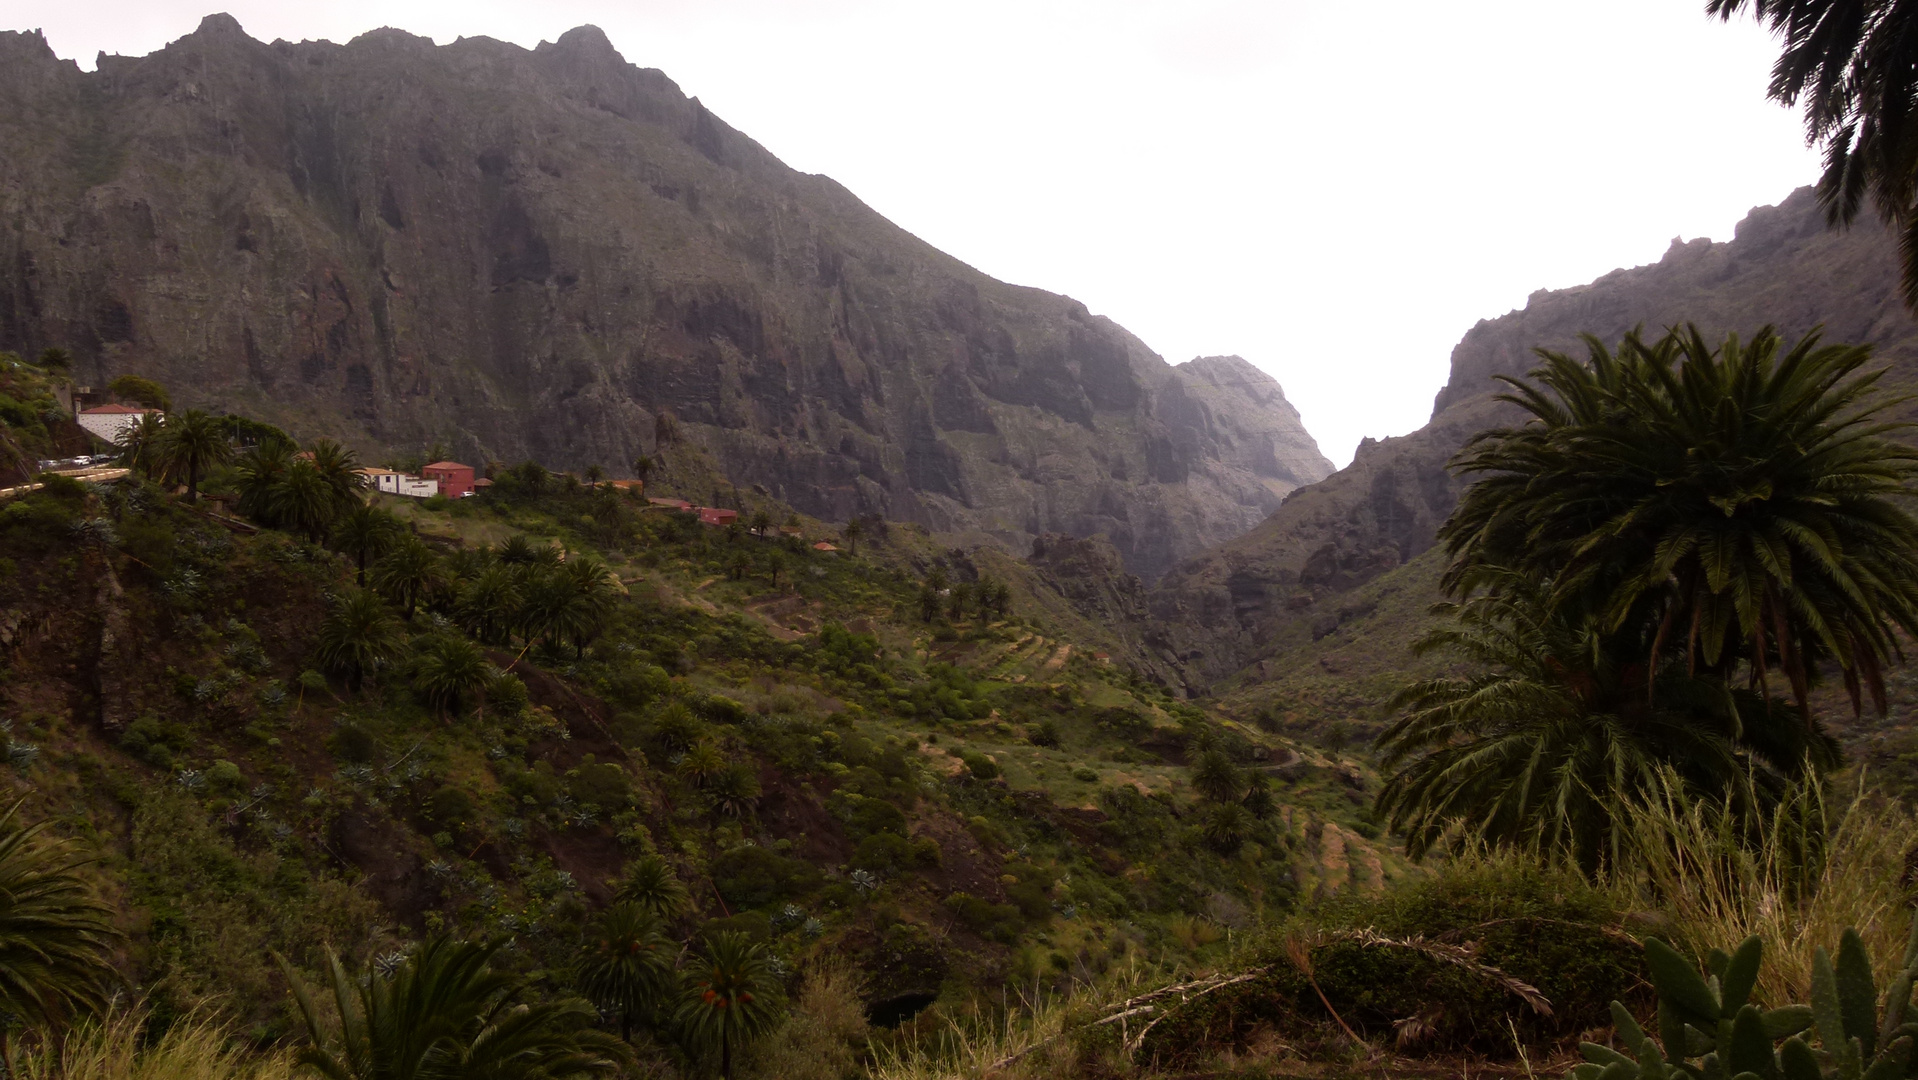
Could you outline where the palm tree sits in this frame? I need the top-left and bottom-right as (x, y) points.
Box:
(459, 566), (523, 646)
(748, 510), (770, 538)
(1375, 577), (1837, 870)
(0, 802), (119, 1067)
(574, 903), (675, 1041)
(583, 465), (605, 490)
(114, 412), (166, 478)
(412, 636), (489, 715)
(675, 932), (784, 1080)
(315, 590), (406, 693)
(34, 347), (70, 372)
(706, 765), (761, 820)
(334, 503), (402, 587)
(632, 456), (653, 496)
(268, 459), (340, 543)
(234, 440), (293, 523)
(1199, 802), (1252, 854)
(309, 439), (367, 517)
(1712, 0), (1918, 306)
(155, 409), (231, 502)
(677, 743), (728, 789)
(522, 561), (616, 657)
(283, 936), (625, 1080)
(1441, 326), (1918, 717)
(842, 518), (862, 556)
(614, 855), (690, 918)
(946, 582), (971, 622)
(1190, 750), (1245, 804)
(373, 540), (446, 621)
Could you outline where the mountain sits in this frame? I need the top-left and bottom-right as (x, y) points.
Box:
(0, 16), (1331, 581)
(1146, 187), (1918, 692)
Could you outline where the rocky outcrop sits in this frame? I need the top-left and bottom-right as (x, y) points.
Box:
(1149, 187), (1918, 686)
(0, 17), (1327, 581)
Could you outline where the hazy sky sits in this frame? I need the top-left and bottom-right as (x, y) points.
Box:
(20, 1), (1818, 466)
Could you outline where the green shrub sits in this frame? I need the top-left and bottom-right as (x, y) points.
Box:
(567, 761), (632, 810)
(424, 786), (476, 830)
(120, 715), (192, 770)
(326, 723), (377, 764)
(941, 892), (1022, 943)
(1143, 855), (1643, 1062)
(959, 751), (999, 781)
(712, 846), (822, 910)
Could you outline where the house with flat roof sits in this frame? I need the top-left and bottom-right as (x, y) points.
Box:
(421, 461), (475, 498)
(77, 403), (161, 444)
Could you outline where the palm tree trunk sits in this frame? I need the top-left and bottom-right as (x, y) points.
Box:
(721, 1030), (732, 1080)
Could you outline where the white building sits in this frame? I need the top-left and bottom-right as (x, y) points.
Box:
(357, 467), (440, 498)
(77, 403), (162, 444)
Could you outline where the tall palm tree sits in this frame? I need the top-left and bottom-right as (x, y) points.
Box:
(411, 636), (489, 716)
(1375, 577), (1838, 871)
(675, 933), (783, 1080)
(574, 903), (675, 1042)
(1712, 0), (1918, 306)
(268, 459), (340, 543)
(34, 348), (70, 372)
(155, 409), (231, 502)
(234, 440), (293, 523)
(373, 541), (446, 621)
(283, 936), (625, 1080)
(309, 439), (368, 517)
(459, 566), (524, 646)
(842, 518), (862, 556)
(614, 856), (689, 919)
(1441, 326), (1918, 716)
(583, 465), (605, 490)
(114, 412), (166, 479)
(0, 802), (119, 1068)
(334, 503), (403, 587)
(1190, 750), (1245, 804)
(315, 591), (407, 693)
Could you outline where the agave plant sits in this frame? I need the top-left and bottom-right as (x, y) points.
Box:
(1570, 922), (1918, 1080)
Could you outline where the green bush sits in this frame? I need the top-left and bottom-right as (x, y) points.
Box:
(120, 715), (192, 770)
(1142, 856), (1643, 1062)
(712, 846), (822, 910)
(942, 891), (1022, 943)
(326, 723), (377, 764)
(567, 761), (632, 810)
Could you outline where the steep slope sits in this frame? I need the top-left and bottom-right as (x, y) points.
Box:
(0, 17), (1330, 581)
(1148, 187), (1918, 690)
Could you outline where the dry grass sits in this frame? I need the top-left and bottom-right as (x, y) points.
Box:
(745, 959), (873, 1080)
(868, 961), (1168, 1080)
(1620, 777), (1916, 1005)
(15, 1011), (296, 1080)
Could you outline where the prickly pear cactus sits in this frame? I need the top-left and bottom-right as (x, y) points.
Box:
(1570, 920), (1918, 1080)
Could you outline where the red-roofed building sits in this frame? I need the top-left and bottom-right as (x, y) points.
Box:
(421, 461), (475, 498)
(76, 403), (162, 443)
(648, 497), (693, 510)
(698, 507), (738, 527)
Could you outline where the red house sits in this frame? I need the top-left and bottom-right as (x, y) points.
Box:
(698, 507), (739, 527)
(421, 461), (476, 498)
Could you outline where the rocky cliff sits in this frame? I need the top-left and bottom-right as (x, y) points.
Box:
(0, 16), (1330, 580)
(1148, 187), (1918, 688)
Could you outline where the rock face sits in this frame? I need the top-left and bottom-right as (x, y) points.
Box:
(0, 17), (1330, 580)
(1148, 187), (1918, 687)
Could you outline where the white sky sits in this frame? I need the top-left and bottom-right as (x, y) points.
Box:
(20, 1), (1818, 467)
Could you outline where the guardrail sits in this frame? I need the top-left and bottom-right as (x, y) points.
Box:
(0, 466), (131, 501)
